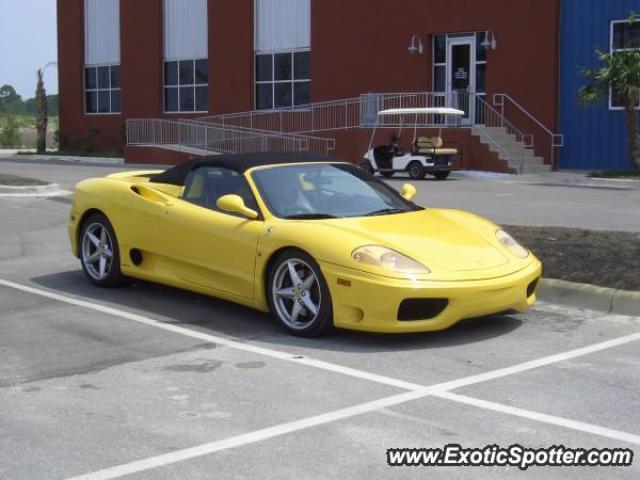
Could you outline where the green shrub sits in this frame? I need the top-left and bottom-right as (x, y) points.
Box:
(0, 113), (21, 147)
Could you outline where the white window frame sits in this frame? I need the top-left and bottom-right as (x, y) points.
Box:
(432, 35), (447, 94)
(608, 17), (640, 111)
(163, 59), (209, 114)
(84, 63), (121, 115)
(254, 48), (311, 110)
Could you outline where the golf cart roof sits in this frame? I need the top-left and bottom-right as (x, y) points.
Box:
(378, 107), (465, 116)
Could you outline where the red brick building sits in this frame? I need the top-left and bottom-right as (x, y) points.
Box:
(57, 0), (561, 172)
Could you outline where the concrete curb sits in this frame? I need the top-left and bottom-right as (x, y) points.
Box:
(538, 278), (640, 317)
(0, 183), (71, 197)
(9, 154), (124, 165)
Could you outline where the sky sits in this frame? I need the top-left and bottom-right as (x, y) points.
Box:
(0, 0), (59, 99)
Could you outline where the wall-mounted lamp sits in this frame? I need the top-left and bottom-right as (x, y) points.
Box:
(407, 35), (424, 55)
(481, 30), (497, 50)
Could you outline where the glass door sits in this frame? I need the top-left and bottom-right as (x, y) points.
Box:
(446, 38), (475, 125)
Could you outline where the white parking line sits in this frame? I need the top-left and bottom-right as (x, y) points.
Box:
(65, 390), (429, 480)
(435, 391), (640, 446)
(428, 331), (640, 392)
(1, 279), (639, 479)
(0, 279), (424, 392)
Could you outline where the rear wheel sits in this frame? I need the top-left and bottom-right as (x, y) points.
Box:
(267, 249), (334, 337)
(80, 213), (125, 288)
(360, 160), (374, 174)
(407, 161), (426, 180)
(433, 171), (450, 180)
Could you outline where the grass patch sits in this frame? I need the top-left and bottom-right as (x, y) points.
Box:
(0, 173), (48, 186)
(506, 225), (640, 291)
(0, 115), (59, 130)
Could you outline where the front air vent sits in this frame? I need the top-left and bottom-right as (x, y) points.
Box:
(130, 249), (143, 266)
(398, 298), (448, 321)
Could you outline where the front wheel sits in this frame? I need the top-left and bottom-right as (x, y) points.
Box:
(80, 212), (126, 287)
(433, 171), (450, 180)
(267, 249), (334, 337)
(407, 161), (426, 180)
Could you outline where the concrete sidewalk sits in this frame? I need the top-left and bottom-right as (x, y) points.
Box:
(0, 150), (124, 165)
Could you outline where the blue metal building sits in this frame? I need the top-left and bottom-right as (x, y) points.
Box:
(559, 0), (640, 170)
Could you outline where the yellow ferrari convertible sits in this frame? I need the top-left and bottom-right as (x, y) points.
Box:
(69, 153), (541, 337)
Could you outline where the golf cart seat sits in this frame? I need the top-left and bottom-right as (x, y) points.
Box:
(415, 136), (458, 156)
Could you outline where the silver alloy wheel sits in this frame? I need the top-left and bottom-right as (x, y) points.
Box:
(272, 258), (321, 330)
(81, 222), (114, 281)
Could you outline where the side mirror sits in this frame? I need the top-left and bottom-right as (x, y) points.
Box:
(400, 183), (417, 201)
(216, 194), (259, 220)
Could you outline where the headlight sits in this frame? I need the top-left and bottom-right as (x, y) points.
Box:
(352, 245), (430, 273)
(496, 229), (529, 258)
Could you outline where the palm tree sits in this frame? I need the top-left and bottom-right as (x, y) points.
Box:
(578, 17), (640, 171)
(35, 69), (48, 154)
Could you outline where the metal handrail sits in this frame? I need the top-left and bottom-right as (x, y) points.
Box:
(200, 92), (533, 140)
(126, 118), (335, 156)
(475, 96), (533, 147)
(493, 93), (564, 169)
(177, 118), (335, 144)
(127, 92), (544, 172)
(493, 94), (563, 144)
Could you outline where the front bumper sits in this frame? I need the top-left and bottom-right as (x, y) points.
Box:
(320, 259), (542, 333)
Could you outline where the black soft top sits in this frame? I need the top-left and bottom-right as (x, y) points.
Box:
(150, 152), (341, 186)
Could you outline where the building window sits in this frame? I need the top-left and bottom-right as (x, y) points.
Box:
(255, 50), (310, 110)
(163, 0), (208, 113)
(84, 0), (120, 115)
(85, 65), (121, 114)
(433, 35), (447, 93)
(164, 59), (208, 113)
(609, 19), (640, 110)
(254, 0), (311, 110)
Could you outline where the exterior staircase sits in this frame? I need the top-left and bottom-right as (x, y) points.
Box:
(471, 126), (551, 174)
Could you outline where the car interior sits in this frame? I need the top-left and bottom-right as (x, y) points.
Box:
(182, 167), (258, 213)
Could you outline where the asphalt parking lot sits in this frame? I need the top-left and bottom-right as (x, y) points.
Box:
(1, 159), (639, 479)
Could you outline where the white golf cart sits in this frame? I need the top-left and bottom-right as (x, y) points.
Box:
(360, 107), (464, 180)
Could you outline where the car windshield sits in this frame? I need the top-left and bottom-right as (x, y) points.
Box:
(251, 163), (422, 219)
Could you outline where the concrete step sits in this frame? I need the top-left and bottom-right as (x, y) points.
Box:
(479, 136), (534, 147)
(473, 133), (531, 149)
(472, 127), (533, 147)
(493, 150), (541, 161)
(471, 125), (549, 174)
(475, 134), (531, 147)
(520, 165), (552, 174)
(507, 159), (549, 169)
